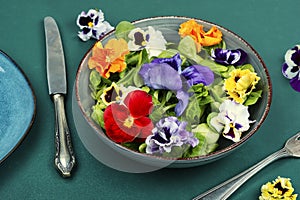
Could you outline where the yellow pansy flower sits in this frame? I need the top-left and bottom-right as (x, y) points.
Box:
(259, 177), (298, 200)
(224, 68), (260, 104)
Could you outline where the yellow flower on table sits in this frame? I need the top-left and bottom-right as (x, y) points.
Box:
(259, 176), (298, 200)
(88, 38), (129, 78)
(224, 68), (260, 104)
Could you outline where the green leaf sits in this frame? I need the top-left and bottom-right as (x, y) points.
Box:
(240, 64), (255, 72)
(125, 51), (140, 66)
(183, 134), (207, 157)
(165, 91), (173, 102)
(244, 90), (262, 106)
(138, 143), (147, 153)
(89, 70), (102, 91)
(115, 21), (135, 40)
(199, 59), (228, 75)
(189, 84), (214, 106)
(206, 112), (219, 132)
(202, 40), (226, 55)
(178, 36), (203, 64)
(149, 106), (166, 122)
(181, 96), (203, 127)
(162, 145), (190, 158)
(208, 78), (226, 103)
(184, 123), (220, 157)
(157, 49), (179, 58)
(91, 104), (105, 128)
(116, 67), (136, 86)
(133, 50), (149, 87)
(122, 142), (141, 151)
(192, 123), (220, 144)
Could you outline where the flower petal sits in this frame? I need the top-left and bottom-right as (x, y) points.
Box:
(285, 45), (300, 67)
(139, 63), (183, 90)
(124, 90), (153, 118)
(282, 63), (298, 79)
(290, 75), (300, 92)
(175, 90), (189, 116)
(104, 104), (137, 143)
(211, 48), (247, 66)
(152, 53), (182, 73)
(181, 65), (214, 86)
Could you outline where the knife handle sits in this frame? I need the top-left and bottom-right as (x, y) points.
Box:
(53, 94), (75, 177)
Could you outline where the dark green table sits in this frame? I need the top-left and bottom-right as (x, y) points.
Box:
(1, 0), (300, 199)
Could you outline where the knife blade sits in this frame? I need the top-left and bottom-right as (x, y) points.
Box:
(44, 16), (75, 178)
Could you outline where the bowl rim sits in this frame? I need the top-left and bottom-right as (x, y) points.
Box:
(75, 16), (272, 164)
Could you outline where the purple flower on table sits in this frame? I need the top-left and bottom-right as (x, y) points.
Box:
(282, 45), (300, 92)
(76, 9), (114, 41)
(211, 48), (247, 66)
(145, 117), (199, 155)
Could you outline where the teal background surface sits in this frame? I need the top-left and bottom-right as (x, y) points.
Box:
(1, 0), (300, 199)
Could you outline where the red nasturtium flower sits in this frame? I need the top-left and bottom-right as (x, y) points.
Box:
(104, 90), (154, 143)
(88, 38), (129, 78)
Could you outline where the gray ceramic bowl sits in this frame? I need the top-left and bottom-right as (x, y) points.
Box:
(73, 16), (272, 172)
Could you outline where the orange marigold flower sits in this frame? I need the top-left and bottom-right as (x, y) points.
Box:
(88, 38), (129, 78)
(178, 19), (222, 48)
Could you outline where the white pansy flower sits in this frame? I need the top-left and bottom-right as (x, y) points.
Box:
(210, 100), (254, 142)
(128, 26), (167, 58)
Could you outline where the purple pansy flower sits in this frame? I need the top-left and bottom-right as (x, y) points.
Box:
(282, 45), (300, 92)
(211, 48), (247, 66)
(152, 53), (182, 73)
(181, 65), (214, 87)
(139, 53), (214, 116)
(175, 90), (189, 117)
(145, 117), (199, 155)
(76, 9), (114, 41)
(138, 62), (182, 91)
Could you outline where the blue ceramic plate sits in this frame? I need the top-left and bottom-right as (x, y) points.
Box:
(0, 50), (35, 163)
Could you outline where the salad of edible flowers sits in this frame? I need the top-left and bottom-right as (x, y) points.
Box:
(84, 15), (262, 158)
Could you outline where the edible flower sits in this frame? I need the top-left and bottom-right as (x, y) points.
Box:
(76, 8), (114, 41)
(128, 26), (167, 58)
(259, 176), (298, 200)
(210, 100), (253, 142)
(211, 48), (247, 66)
(139, 53), (214, 116)
(88, 38), (129, 78)
(139, 62), (183, 91)
(145, 116), (199, 155)
(181, 65), (214, 87)
(101, 83), (143, 106)
(101, 82), (121, 105)
(104, 90), (154, 143)
(224, 68), (260, 104)
(282, 45), (300, 92)
(178, 19), (222, 49)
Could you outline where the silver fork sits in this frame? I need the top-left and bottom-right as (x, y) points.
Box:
(193, 131), (300, 200)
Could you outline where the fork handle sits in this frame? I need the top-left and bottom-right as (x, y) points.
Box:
(193, 148), (291, 200)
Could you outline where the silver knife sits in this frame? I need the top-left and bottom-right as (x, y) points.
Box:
(44, 16), (75, 177)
